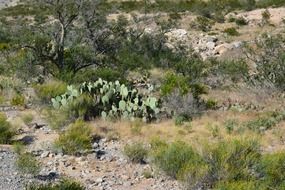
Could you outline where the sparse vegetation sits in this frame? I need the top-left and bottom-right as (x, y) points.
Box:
(0, 112), (15, 144)
(21, 113), (34, 125)
(223, 27), (240, 36)
(54, 120), (92, 155)
(26, 179), (84, 190)
(124, 142), (148, 163)
(1, 0), (285, 189)
(16, 152), (41, 176)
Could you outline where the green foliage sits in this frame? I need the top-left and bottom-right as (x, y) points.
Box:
(245, 33), (285, 90)
(43, 108), (72, 130)
(174, 115), (190, 126)
(35, 81), (67, 103)
(244, 111), (285, 132)
(214, 181), (265, 190)
(73, 68), (127, 84)
(223, 27), (239, 36)
(16, 152), (41, 175)
(203, 139), (261, 185)
(10, 94), (25, 106)
(54, 120), (92, 155)
(260, 152), (285, 188)
(52, 79), (161, 122)
(235, 17), (248, 25)
(205, 99), (218, 109)
(123, 142), (148, 163)
(161, 72), (190, 96)
(191, 16), (214, 32)
(257, 0), (285, 8)
(261, 9), (271, 24)
(13, 142), (25, 155)
(209, 59), (249, 83)
(151, 140), (203, 179)
(224, 119), (239, 134)
(26, 179), (84, 190)
(0, 112), (15, 144)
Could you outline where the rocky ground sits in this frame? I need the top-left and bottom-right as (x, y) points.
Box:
(0, 146), (29, 190)
(1, 107), (181, 190)
(0, 0), (18, 9)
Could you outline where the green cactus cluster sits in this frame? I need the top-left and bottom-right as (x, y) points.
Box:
(51, 78), (160, 122)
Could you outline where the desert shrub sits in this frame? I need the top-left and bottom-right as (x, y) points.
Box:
(174, 115), (190, 126)
(205, 99), (218, 109)
(35, 81), (67, 103)
(73, 68), (127, 84)
(10, 94), (25, 106)
(163, 91), (204, 120)
(0, 76), (23, 93)
(67, 94), (95, 121)
(16, 152), (41, 175)
(54, 120), (92, 155)
(235, 17), (248, 25)
(228, 16), (236, 23)
(244, 33), (285, 90)
(0, 112), (15, 144)
(191, 16), (214, 32)
(209, 59), (249, 83)
(223, 27), (239, 36)
(123, 142), (148, 163)
(43, 108), (73, 130)
(202, 139), (261, 186)
(214, 181), (265, 190)
(26, 179), (84, 190)
(244, 111), (285, 132)
(260, 152), (285, 188)
(224, 119), (239, 134)
(161, 72), (190, 96)
(257, 0), (285, 8)
(151, 140), (203, 179)
(261, 9), (271, 25)
(21, 113), (34, 125)
(169, 12), (182, 20)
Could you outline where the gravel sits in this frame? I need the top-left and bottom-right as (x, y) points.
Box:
(0, 147), (27, 190)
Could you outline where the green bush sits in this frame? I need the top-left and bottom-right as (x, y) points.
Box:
(260, 152), (285, 188)
(16, 152), (41, 175)
(26, 179), (84, 190)
(223, 27), (239, 36)
(161, 72), (190, 96)
(73, 68), (126, 84)
(205, 99), (218, 109)
(244, 111), (285, 132)
(54, 120), (92, 155)
(191, 16), (215, 32)
(10, 94), (25, 106)
(214, 181), (266, 190)
(43, 108), (73, 131)
(203, 139), (261, 184)
(224, 119), (239, 134)
(124, 142), (148, 163)
(151, 140), (203, 179)
(235, 17), (248, 25)
(35, 81), (67, 103)
(210, 59), (249, 83)
(0, 113), (15, 144)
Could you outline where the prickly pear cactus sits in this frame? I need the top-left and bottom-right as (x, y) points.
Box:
(52, 78), (161, 122)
